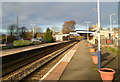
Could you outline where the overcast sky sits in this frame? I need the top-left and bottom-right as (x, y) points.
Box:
(2, 0), (120, 2)
(1, 2), (118, 33)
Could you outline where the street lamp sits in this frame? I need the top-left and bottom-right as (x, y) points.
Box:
(113, 21), (116, 40)
(31, 24), (35, 39)
(6, 28), (7, 44)
(97, 0), (101, 69)
(110, 13), (116, 31)
(113, 21), (116, 31)
(84, 21), (91, 42)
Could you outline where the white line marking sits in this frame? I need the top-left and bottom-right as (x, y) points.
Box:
(62, 51), (76, 62)
(39, 49), (76, 81)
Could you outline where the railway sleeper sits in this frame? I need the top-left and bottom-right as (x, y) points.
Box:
(2, 42), (77, 81)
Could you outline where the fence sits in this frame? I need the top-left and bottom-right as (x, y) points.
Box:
(101, 39), (118, 46)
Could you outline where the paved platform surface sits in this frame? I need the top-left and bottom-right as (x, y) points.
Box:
(60, 40), (101, 80)
(41, 40), (101, 81)
(41, 42), (79, 80)
(0, 41), (68, 57)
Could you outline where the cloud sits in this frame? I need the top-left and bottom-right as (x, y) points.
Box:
(2, 2), (118, 32)
(0, 2), (2, 26)
(2, 0), (120, 2)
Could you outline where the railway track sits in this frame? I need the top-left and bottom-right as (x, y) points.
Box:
(2, 41), (78, 81)
(2, 41), (73, 76)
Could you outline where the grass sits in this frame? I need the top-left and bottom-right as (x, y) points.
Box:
(106, 47), (120, 55)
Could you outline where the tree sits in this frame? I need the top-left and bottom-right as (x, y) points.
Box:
(100, 27), (103, 30)
(43, 28), (53, 43)
(19, 26), (28, 38)
(34, 27), (43, 38)
(114, 28), (118, 31)
(30, 27), (42, 34)
(62, 20), (76, 34)
(26, 31), (33, 38)
(8, 24), (16, 36)
(52, 26), (59, 33)
(34, 33), (44, 38)
(107, 28), (110, 31)
(1, 34), (6, 43)
(7, 24), (18, 43)
(34, 27), (42, 33)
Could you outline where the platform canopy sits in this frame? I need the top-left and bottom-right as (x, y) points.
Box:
(70, 30), (95, 36)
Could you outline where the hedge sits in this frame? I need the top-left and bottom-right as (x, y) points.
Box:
(13, 40), (30, 46)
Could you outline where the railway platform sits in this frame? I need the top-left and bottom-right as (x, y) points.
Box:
(41, 40), (101, 81)
(0, 41), (68, 57)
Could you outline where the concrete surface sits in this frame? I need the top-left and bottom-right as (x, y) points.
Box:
(60, 40), (101, 80)
(41, 42), (79, 80)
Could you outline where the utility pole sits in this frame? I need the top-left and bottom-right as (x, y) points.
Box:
(84, 21), (91, 41)
(16, 2), (20, 37)
(97, 0), (101, 69)
(110, 13), (115, 31)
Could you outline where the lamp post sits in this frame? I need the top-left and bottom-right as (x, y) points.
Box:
(97, 0), (101, 69)
(84, 21), (91, 42)
(6, 28), (7, 44)
(113, 21), (116, 32)
(31, 24), (35, 39)
(113, 21), (116, 40)
(110, 13), (116, 31)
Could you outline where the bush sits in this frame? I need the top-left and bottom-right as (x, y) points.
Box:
(7, 36), (16, 43)
(43, 28), (53, 43)
(13, 40), (30, 46)
(13, 40), (23, 46)
(107, 47), (119, 55)
(24, 40), (30, 46)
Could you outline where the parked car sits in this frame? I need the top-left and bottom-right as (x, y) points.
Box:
(37, 38), (45, 43)
(15, 37), (24, 40)
(82, 38), (87, 40)
(24, 38), (31, 40)
(31, 38), (41, 44)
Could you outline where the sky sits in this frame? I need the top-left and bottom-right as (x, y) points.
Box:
(1, 0), (120, 2)
(1, 1), (118, 33)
